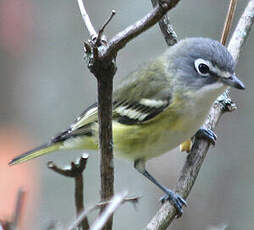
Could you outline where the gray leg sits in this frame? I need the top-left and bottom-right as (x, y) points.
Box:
(134, 159), (187, 217)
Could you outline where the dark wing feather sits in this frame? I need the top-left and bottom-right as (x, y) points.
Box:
(113, 99), (170, 125)
(52, 103), (97, 143)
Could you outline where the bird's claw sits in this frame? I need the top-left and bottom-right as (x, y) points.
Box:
(195, 128), (217, 145)
(160, 189), (187, 218)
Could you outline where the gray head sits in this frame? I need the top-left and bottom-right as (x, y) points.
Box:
(167, 37), (245, 90)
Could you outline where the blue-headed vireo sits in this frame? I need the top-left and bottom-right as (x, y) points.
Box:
(9, 37), (245, 216)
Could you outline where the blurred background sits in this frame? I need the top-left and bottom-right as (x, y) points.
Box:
(0, 0), (253, 229)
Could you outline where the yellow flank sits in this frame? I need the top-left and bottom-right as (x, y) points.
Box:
(180, 139), (192, 153)
(112, 103), (185, 160)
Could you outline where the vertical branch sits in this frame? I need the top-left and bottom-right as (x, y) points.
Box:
(77, 1), (116, 229)
(48, 155), (90, 230)
(75, 174), (84, 218)
(12, 189), (26, 229)
(97, 72), (115, 225)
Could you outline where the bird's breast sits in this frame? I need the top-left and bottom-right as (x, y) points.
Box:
(113, 84), (226, 161)
(113, 102), (209, 161)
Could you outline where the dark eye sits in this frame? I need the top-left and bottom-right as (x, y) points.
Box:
(194, 58), (210, 76)
(198, 63), (209, 74)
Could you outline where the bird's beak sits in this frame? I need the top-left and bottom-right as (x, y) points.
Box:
(222, 73), (245, 90)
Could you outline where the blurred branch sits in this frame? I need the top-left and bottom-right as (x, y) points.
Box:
(67, 194), (139, 230)
(221, 0), (238, 45)
(48, 154), (89, 230)
(0, 189), (26, 230)
(146, 1), (254, 229)
(151, 0), (177, 46)
(90, 191), (128, 230)
(96, 196), (140, 209)
(12, 189), (26, 229)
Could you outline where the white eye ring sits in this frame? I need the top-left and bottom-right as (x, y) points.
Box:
(194, 58), (210, 77)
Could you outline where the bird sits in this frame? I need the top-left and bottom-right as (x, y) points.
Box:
(9, 37), (245, 216)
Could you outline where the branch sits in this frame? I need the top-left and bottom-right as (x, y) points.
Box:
(0, 189), (26, 230)
(228, 0), (254, 62)
(151, 0), (178, 46)
(90, 191), (128, 230)
(146, 1), (254, 229)
(104, 0), (180, 58)
(48, 154), (90, 230)
(12, 189), (26, 229)
(67, 195), (139, 230)
(76, 0), (97, 38)
(96, 10), (116, 46)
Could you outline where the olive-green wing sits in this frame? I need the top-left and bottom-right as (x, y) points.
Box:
(52, 57), (172, 141)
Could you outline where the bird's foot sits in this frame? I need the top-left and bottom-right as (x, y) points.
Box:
(195, 128), (217, 145)
(160, 189), (187, 218)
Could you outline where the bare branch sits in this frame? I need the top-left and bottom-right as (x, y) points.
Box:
(47, 154), (89, 177)
(96, 196), (140, 209)
(48, 154), (90, 230)
(221, 0), (238, 45)
(104, 0), (180, 57)
(151, 0), (177, 46)
(146, 1), (254, 229)
(228, 0), (254, 61)
(12, 189), (26, 229)
(77, 0), (97, 38)
(96, 10), (116, 46)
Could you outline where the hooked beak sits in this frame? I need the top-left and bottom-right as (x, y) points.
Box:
(222, 74), (245, 90)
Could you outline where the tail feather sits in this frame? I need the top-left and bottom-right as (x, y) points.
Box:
(9, 142), (61, 165)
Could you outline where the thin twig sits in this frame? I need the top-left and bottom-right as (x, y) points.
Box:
(48, 154), (90, 230)
(151, 0), (177, 46)
(96, 10), (116, 46)
(221, 0), (238, 45)
(146, 1), (254, 229)
(90, 191), (128, 230)
(96, 196), (140, 209)
(76, 0), (97, 38)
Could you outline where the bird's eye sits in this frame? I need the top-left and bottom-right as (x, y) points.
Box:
(194, 59), (210, 76)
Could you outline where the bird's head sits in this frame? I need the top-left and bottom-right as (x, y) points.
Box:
(167, 37), (245, 91)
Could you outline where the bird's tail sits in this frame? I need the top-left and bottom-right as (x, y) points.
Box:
(9, 142), (62, 166)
